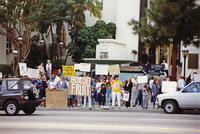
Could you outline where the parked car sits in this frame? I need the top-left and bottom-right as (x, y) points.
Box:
(0, 78), (42, 116)
(157, 82), (200, 114)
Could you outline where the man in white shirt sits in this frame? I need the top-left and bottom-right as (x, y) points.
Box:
(38, 63), (45, 75)
(46, 60), (52, 78)
(161, 60), (169, 76)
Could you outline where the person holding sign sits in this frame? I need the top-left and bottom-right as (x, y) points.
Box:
(111, 75), (123, 109)
(152, 78), (160, 109)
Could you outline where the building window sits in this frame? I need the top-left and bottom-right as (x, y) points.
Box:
(99, 0), (103, 10)
(6, 37), (12, 55)
(188, 54), (199, 69)
(100, 52), (108, 59)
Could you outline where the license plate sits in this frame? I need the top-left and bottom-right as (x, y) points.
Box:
(25, 96), (29, 100)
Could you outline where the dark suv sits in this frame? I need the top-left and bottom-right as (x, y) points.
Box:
(0, 78), (42, 116)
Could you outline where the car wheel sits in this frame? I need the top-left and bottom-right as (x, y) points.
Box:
(23, 107), (36, 115)
(163, 100), (177, 114)
(5, 101), (19, 116)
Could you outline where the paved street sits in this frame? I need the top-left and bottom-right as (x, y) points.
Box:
(0, 108), (200, 134)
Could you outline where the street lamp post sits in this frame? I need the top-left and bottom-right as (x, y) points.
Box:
(18, 36), (23, 62)
(182, 49), (189, 80)
(12, 49), (18, 75)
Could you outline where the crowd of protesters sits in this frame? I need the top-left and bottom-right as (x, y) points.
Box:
(2, 59), (197, 110)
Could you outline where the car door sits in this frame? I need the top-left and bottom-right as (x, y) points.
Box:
(179, 82), (200, 108)
(0, 80), (3, 107)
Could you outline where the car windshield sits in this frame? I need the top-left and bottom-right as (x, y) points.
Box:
(184, 82), (200, 93)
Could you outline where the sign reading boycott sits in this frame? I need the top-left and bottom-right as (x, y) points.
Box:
(69, 76), (91, 96)
(109, 64), (120, 75)
(28, 68), (39, 79)
(19, 63), (28, 76)
(162, 81), (177, 93)
(62, 66), (75, 76)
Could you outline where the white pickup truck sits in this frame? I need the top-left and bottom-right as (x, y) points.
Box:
(157, 82), (200, 113)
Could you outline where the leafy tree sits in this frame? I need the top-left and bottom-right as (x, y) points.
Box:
(67, 20), (116, 62)
(129, 0), (200, 80)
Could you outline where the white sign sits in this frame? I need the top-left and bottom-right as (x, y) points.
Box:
(0, 72), (2, 78)
(69, 76), (91, 96)
(28, 68), (39, 79)
(194, 74), (200, 81)
(74, 64), (81, 71)
(162, 81), (177, 93)
(19, 63), (28, 76)
(95, 64), (109, 75)
(79, 63), (91, 72)
(137, 76), (148, 83)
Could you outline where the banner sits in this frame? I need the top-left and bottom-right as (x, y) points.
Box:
(137, 76), (148, 83)
(69, 76), (91, 96)
(79, 63), (91, 72)
(95, 64), (109, 75)
(28, 68), (39, 79)
(0, 72), (2, 78)
(162, 81), (177, 93)
(109, 64), (120, 75)
(19, 63), (28, 76)
(62, 66), (75, 76)
(194, 74), (200, 81)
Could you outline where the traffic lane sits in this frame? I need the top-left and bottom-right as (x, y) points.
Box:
(0, 122), (200, 134)
(0, 111), (200, 134)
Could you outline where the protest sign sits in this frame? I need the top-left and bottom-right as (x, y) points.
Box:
(162, 81), (177, 93)
(28, 68), (39, 79)
(69, 76), (91, 96)
(62, 66), (75, 76)
(0, 72), (2, 78)
(46, 89), (68, 108)
(109, 64), (120, 75)
(74, 64), (81, 71)
(19, 63), (28, 76)
(79, 63), (91, 72)
(194, 74), (200, 81)
(137, 76), (148, 83)
(95, 64), (109, 75)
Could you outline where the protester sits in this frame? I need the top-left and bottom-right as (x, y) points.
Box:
(96, 79), (103, 106)
(111, 75), (123, 109)
(100, 83), (106, 108)
(38, 63), (45, 75)
(142, 85), (148, 109)
(91, 86), (97, 107)
(83, 73), (93, 109)
(177, 75), (186, 91)
(41, 76), (48, 97)
(161, 59), (169, 76)
(46, 60), (52, 78)
(133, 82), (143, 107)
(56, 76), (67, 89)
(131, 76), (138, 106)
(149, 76), (154, 102)
(105, 82), (112, 108)
(48, 77), (56, 89)
(54, 74), (61, 86)
(124, 77), (133, 108)
(152, 78), (160, 109)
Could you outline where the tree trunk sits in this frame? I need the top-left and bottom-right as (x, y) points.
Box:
(171, 43), (178, 81)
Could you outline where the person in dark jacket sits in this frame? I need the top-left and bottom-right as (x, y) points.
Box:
(124, 77), (133, 108)
(141, 50), (148, 73)
(100, 84), (106, 108)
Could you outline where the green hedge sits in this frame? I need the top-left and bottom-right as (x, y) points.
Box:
(0, 64), (12, 76)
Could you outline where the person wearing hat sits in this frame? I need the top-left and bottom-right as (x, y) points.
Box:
(46, 60), (52, 78)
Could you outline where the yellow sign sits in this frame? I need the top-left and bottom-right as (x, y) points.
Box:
(62, 66), (75, 76)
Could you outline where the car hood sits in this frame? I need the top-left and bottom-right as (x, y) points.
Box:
(157, 92), (180, 98)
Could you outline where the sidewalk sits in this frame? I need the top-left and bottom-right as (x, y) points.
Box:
(37, 104), (163, 113)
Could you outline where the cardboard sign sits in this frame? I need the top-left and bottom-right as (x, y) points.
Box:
(95, 64), (109, 75)
(69, 76), (91, 96)
(162, 81), (177, 93)
(62, 66), (75, 76)
(79, 63), (91, 72)
(19, 63), (28, 76)
(194, 74), (200, 81)
(109, 64), (120, 75)
(28, 68), (39, 79)
(137, 76), (148, 83)
(46, 89), (68, 108)
(0, 72), (2, 78)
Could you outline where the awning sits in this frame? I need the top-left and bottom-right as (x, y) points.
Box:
(83, 58), (135, 65)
